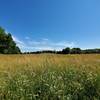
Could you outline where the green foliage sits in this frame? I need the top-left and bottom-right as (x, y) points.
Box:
(82, 49), (100, 54)
(0, 67), (100, 100)
(0, 27), (21, 54)
(70, 48), (81, 54)
(62, 47), (70, 54)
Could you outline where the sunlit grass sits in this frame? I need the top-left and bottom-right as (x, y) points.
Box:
(0, 54), (100, 99)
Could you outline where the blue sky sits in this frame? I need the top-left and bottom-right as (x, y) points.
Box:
(0, 0), (100, 52)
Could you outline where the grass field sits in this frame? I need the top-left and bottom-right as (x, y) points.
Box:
(0, 54), (100, 100)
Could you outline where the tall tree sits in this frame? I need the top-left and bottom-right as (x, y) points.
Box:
(62, 47), (70, 54)
(70, 48), (81, 54)
(0, 27), (21, 54)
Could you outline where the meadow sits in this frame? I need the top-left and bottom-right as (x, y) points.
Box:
(0, 54), (100, 100)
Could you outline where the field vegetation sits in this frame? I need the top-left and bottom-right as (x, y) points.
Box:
(0, 54), (100, 100)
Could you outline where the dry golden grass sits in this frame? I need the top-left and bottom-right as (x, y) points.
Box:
(0, 54), (100, 75)
(0, 54), (100, 99)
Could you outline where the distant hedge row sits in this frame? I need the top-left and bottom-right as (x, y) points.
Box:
(58, 47), (100, 54)
(24, 48), (100, 54)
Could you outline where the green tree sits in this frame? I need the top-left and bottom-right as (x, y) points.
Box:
(0, 27), (21, 54)
(62, 47), (70, 54)
(71, 48), (81, 54)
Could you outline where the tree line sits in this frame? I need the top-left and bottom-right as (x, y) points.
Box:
(0, 26), (100, 54)
(24, 48), (100, 54)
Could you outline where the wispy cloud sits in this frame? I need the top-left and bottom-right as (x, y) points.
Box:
(12, 36), (77, 52)
(12, 36), (23, 44)
(12, 35), (25, 48)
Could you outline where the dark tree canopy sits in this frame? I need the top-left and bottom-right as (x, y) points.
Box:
(62, 47), (70, 54)
(0, 27), (21, 54)
(70, 48), (81, 54)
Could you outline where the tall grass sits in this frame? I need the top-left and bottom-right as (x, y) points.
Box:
(0, 54), (100, 100)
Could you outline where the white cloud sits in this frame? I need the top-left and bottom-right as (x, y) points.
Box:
(12, 36), (23, 44)
(12, 35), (25, 49)
(12, 36), (77, 52)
